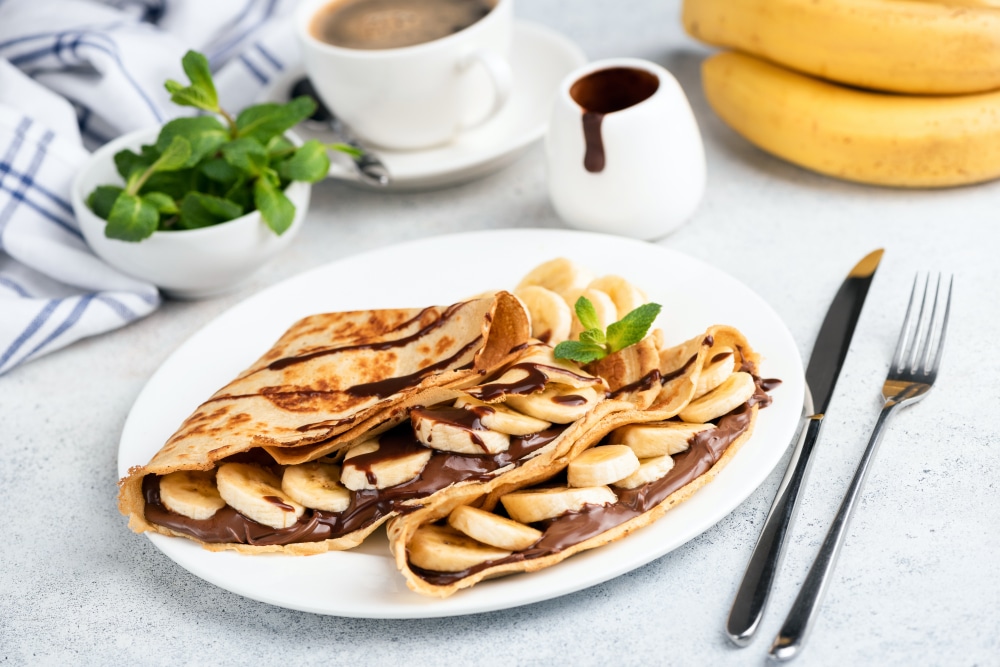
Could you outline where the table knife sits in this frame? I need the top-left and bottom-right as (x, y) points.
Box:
(725, 249), (884, 646)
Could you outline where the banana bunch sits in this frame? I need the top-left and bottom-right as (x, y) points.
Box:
(683, 0), (1000, 187)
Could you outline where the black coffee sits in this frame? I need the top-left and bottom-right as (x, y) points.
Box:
(312, 0), (495, 50)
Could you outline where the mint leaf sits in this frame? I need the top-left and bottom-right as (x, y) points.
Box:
(266, 135), (296, 158)
(605, 303), (663, 353)
(87, 185), (124, 220)
(152, 135), (192, 172)
(253, 177), (294, 235)
(574, 296), (602, 331)
(178, 192), (243, 229)
(165, 50), (218, 112)
(222, 137), (268, 175)
(578, 328), (606, 346)
(200, 157), (240, 184)
(552, 340), (607, 364)
(113, 149), (153, 181)
(105, 193), (159, 241)
(235, 97), (315, 142)
(142, 192), (178, 215)
(278, 140), (330, 183)
(156, 116), (228, 166)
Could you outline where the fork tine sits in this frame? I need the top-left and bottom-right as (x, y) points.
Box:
(906, 274), (931, 373)
(890, 275), (922, 373)
(917, 274), (942, 375)
(927, 275), (953, 375)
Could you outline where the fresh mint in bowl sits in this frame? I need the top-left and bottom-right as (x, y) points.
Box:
(72, 51), (356, 299)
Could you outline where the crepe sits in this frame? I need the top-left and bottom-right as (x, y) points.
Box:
(388, 325), (775, 597)
(118, 292), (539, 552)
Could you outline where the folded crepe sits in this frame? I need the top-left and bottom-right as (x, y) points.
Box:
(388, 325), (778, 597)
(117, 291), (656, 555)
(119, 292), (535, 552)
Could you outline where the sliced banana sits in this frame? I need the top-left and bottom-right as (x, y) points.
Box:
(505, 384), (602, 424)
(567, 445), (641, 488)
(501, 485), (618, 524)
(448, 505), (543, 551)
(408, 524), (512, 573)
(159, 469), (227, 520)
(587, 275), (648, 317)
(412, 408), (510, 455)
(679, 371), (756, 423)
(569, 288), (618, 339)
(281, 462), (351, 513)
(340, 439), (432, 491)
(610, 422), (716, 458)
(453, 396), (551, 436)
(516, 258), (594, 303)
(515, 285), (573, 345)
(215, 463), (305, 529)
(694, 348), (736, 399)
(613, 455), (676, 490)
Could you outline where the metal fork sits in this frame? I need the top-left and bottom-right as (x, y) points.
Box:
(769, 274), (953, 662)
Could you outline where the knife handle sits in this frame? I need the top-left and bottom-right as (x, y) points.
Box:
(725, 414), (825, 646)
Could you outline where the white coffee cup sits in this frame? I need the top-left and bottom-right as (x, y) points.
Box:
(296, 0), (513, 150)
(545, 58), (706, 240)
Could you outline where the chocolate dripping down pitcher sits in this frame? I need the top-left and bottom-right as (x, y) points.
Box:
(545, 58), (706, 240)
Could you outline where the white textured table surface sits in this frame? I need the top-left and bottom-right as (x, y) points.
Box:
(3, 1), (999, 664)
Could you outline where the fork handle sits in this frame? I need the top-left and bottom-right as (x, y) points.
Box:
(769, 400), (902, 661)
(726, 414), (823, 646)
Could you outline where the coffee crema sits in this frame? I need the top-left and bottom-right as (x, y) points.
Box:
(569, 67), (660, 173)
(311, 0), (495, 50)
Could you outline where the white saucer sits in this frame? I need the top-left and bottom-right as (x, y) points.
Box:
(261, 21), (586, 190)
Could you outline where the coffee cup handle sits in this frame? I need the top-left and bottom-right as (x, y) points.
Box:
(459, 49), (512, 130)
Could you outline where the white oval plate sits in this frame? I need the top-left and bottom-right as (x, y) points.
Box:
(118, 228), (804, 618)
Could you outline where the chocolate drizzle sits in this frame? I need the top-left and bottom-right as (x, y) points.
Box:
(346, 336), (482, 399)
(143, 425), (568, 546)
(467, 362), (598, 402)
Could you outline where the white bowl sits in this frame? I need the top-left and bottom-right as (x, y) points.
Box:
(72, 127), (310, 299)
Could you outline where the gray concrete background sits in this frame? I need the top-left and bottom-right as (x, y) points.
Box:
(3, 1), (998, 664)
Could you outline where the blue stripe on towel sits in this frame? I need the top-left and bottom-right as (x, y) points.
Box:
(255, 42), (283, 70)
(22, 293), (95, 362)
(0, 275), (32, 298)
(0, 298), (60, 372)
(239, 53), (268, 84)
(95, 294), (138, 321)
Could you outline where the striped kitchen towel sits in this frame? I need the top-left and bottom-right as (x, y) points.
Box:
(0, 0), (299, 375)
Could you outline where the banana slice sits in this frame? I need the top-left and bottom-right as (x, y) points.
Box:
(412, 406), (510, 455)
(500, 485), (617, 524)
(281, 462), (351, 513)
(610, 422), (715, 458)
(504, 384), (602, 424)
(587, 275), (648, 317)
(516, 258), (594, 303)
(569, 288), (618, 339)
(679, 371), (756, 423)
(215, 463), (305, 529)
(447, 505), (542, 551)
(567, 445), (641, 488)
(340, 439), (432, 491)
(694, 348), (735, 399)
(159, 469), (226, 520)
(515, 285), (573, 345)
(408, 524), (512, 573)
(614, 455), (676, 490)
(453, 396), (551, 436)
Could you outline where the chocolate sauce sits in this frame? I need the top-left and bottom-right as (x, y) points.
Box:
(711, 351), (734, 364)
(660, 353), (698, 384)
(607, 369), (661, 399)
(263, 496), (296, 512)
(346, 336), (482, 399)
(760, 378), (782, 392)
(570, 67), (660, 174)
(552, 394), (587, 406)
(143, 424), (568, 546)
(467, 362), (597, 402)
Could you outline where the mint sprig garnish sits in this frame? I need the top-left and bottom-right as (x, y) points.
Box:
(554, 297), (662, 364)
(89, 49), (355, 242)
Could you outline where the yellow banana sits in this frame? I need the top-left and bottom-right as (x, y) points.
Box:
(702, 51), (1000, 187)
(683, 0), (1000, 94)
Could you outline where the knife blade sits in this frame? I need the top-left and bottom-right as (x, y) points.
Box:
(725, 249), (883, 646)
